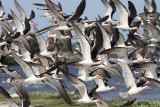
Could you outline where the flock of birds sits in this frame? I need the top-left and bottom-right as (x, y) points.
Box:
(0, 0), (160, 107)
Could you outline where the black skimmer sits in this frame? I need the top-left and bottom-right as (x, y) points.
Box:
(11, 50), (47, 84)
(119, 62), (151, 99)
(0, 85), (19, 107)
(61, 69), (101, 106)
(7, 77), (30, 107)
(112, 0), (138, 30)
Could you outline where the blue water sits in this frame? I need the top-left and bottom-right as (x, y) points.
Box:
(0, 65), (160, 101)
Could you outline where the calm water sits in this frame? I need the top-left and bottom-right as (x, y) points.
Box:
(0, 65), (160, 101)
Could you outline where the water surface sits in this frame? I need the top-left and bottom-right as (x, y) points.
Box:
(0, 65), (159, 101)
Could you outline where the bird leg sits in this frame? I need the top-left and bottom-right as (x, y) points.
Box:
(81, 101), (83, 106)
(128, 94), (130, 100)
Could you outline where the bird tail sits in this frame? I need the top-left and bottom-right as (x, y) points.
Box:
(119, 92), (128, 98)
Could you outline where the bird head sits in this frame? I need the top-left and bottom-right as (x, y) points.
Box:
(145, 86), (151, 90)
(113, 86), (117, 90)
(97, 99), (101, 103)
(14, 71), (18, 74)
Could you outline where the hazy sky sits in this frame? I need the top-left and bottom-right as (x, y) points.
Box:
(1, 0), (160, 33)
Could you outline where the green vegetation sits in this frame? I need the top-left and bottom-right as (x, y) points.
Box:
(0, 92), (160, 107)
(3, 33), (77, 65)
(28, 32), (71, 52)
(57, 42), (70, 52)
(3, 56), (17, 65)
